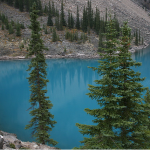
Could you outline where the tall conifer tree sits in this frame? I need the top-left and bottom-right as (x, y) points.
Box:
(52, 1), (55, 17)
(76, 5), (80, 30)
(68, 11), (71, 29)
(55, 16), (60, 30)
(48, 1), (51, 14)
(76, 18), (121, 149)
(25, 3), (58, 146)
(82, 6), (87, 32)
(19, 0), (24, 12)
(139, 29), (141, 43)
(70, 13), (74, 29)
(14, 0), (19, 8)
(114, 22), (150, 148)
(47, 12), (53, 26)
(60, 0), (66, 27)
(135, 29), (138, 46)
(75, 20), (150, 149)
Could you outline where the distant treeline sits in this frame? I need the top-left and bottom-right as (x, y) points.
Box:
(0, 0), (43, 15)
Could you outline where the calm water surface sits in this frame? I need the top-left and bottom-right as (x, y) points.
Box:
(0, 46), (150, 149)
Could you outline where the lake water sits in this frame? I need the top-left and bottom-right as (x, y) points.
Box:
(0, 46), (150, 149)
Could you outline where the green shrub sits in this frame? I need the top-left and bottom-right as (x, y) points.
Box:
(9, 143), (15, 149)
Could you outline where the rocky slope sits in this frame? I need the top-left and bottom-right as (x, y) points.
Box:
(0, 0), (150, 58)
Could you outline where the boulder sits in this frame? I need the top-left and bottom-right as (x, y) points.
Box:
(0, 135), (4, 149)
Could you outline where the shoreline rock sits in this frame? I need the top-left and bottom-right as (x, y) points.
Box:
(0, 130), (58, 149)
(0, 43), (149, 61)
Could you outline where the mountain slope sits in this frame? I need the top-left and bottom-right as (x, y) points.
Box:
(0, 0), (150, 57)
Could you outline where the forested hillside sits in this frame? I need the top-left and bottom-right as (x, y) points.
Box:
(0, 0), (149, 58)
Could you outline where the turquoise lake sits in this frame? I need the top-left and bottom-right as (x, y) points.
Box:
(0, 46), (150, 149)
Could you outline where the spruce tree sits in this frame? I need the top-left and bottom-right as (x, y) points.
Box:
(70, 13), (74, 29)
(16, 22), (21, 36)
(114, 22), (150, 148)
(52, 27), (57, 42)
(47, 12), (53, 26)
(75, 5), (80, 30)
(135, 29), (138, 46)
(59, 15), (63, 31)
(48, 1), (51, 14)
(87, 0), (92, 28)
(60, 0), (66, 27)
(14, 0), (19, 8)
(52, 1), (55, 17)
(55, 16), (60, 30)
(25, 3), (58, 146)
(1, 24), (4, 30)
(9, 23), (14, 34)
(142, 37), (144, 45)
(98, 30), (103, 52)
(76, 18), (120, 148)
(139, 29), (141, 44)
(75, 21), (150, 149)
(44, 5), (48, 14)
(25, 0), (30, 12)
(67, 11), (71, 29)
(82, 6), (87, 32)
(37, 0), (43, 16)
(55, 6), (59, 17)
(19, 0), (24, 12)
(95, 7), (100, 35)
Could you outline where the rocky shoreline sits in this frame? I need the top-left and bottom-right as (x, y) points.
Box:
(0, 130), (58, 149)
(0, 42), (149, 61)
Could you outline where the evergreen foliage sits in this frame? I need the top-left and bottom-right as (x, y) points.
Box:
(67, 11), (71, 29)
(9, 23), (14, 34)
(98, 30), (103, 52)
(48, 1), (51, 14)
(44, 5), (48, 14)
(139, 29), (141, 43)
(16, 22), (21, 36)
(82, 6), (87, 32)
(76, 5), (80, 30)
(55, 16), (60, 30)
(52, 1), (55, 17)
(20, 23), (25, 29)
(52, 27), (58, 42)
(70, 13), (74, 29)
(1, 24), (4, 30)
(113, 13), (120, 37)
(60, 0), (66, 27)
(75, 20), (150, 149)
(14, 0), (19, 8)
(25, 0), (30, 12)
(94, 7), (100, 34)
(19, 0), (24, 12)
(44, 27), (48, 34)
(37, 0), (43, 15)
(135, 29), (138, 46)
(47, 12), (53, 26)
(142, 37), (144, 45)
(25, 3), (58, 146)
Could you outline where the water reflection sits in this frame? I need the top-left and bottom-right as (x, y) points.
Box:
(0, 53), (149, 148)
(0, 59), (100, 149)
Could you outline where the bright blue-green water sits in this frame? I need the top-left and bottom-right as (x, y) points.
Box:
(0, 46), (150, 149)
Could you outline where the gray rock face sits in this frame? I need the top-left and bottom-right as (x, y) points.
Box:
(0, 130), (57, 149)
